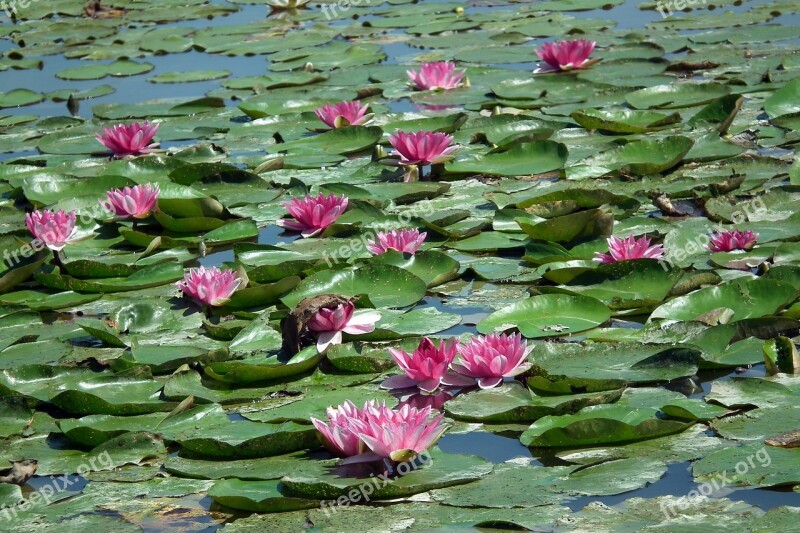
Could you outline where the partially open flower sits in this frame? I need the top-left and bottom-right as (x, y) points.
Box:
(307, 300), (381, 352)
(104, 183), (160, 219)
(535, 39), (597, 72)
(383, 337), (459, 393)
(310, 399), (375, 458)
(347, 402), (448, 463)
(407, 61), (465, 91)
(176, 266), (242, 307)
(312, 400), (448, 464)
(594, 235), (665, 264)
(367, 229), (427, 255)
(314, 100), (371, 128)
(449, 333), (531, 389)
(388, 131), (457, 167)
(278, 193), (349, 238)
(96, 121), (159, 157)
(708, 229), (759, 252)
(25, 210), (78, 252)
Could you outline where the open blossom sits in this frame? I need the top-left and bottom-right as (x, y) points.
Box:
(708, 229), (759, 252)
(176, 266), (242, 307)
(536, 39), (596, 72)
(312, 401), (448, 464)
(351, 402), (447, 463)
(278, 193), (349, 238)
(407, 61), (465, 91)
(25, 210), (78, 251)
(383, 338), (459, 393)
(104, 183), (159, 219)
(307, 300), (382, 352)
(389, 131), (457, 167)
(367, 229), (426, 255)
(450, 333), (531, 389)
(314, 100), (371, 128)
(96, 121), (159, 157)
(594, 235), (665, 264)
(311, 400), (375, 458)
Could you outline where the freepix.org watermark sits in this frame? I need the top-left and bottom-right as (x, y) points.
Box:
(0, 451), (114, 521)
(1, 0), (41, 18)
(321, 200), (435, 267)
(660, 446), (772, 519)
(320, 0), (371, 20)
(654, 0), (707, 19)
(657, 196), (767, 271)
(319, 451), (430, 515)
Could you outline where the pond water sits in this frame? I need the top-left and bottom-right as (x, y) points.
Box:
(1, 0), (800, 530)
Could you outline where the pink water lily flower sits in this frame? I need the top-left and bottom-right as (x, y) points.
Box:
(314, 100), (371, 128)
(594, 235), (665, 264)
(367, 229), (427, 255)
(25, 210), (78, 252)
(536, 39), (597, 72)
(311, 399), (375, 458)
(307, 300), (382, 352)
(388, 131), (457, 167)
(407, 61), (465, 91)
(383, 337), (460, 393)
(104, 183), (160, 219)
(450, 333), (532, 389)
(278, 193), (349, 238)
(708, 229), (759, 252)
(346, 402), (448, 463)
(96, 121), (159, 157)
(176, 266), (242, 307)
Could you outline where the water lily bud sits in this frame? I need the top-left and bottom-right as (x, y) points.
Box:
(304, 62), (315, 72)
(403, 165), (419, 183)
(455, 6), (464, 14)
(373, 144), (388, 160)
(67, 94), (79, 117)
(255, 157), (284, 173)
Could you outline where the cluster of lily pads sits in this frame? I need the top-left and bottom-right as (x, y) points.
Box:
(1, 0), (800, 529)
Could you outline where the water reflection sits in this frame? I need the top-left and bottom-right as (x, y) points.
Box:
(438, 431), (534, 464)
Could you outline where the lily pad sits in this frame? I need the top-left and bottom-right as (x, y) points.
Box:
(478, 294), (611, 338)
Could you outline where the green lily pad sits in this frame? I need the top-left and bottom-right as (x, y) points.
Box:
(520, 404), (693, 448)
(444, 383), (624, 423)
(446, 141), (568, 177)
(478, 294), (611, 338)
(571, 108), (681, 133)
(282, 264), (427, 309)
(626, 83), (730, 109)
(280, 448), (493, 501)
(209, 479), (319, 513)
(650, 277), (797, 323)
